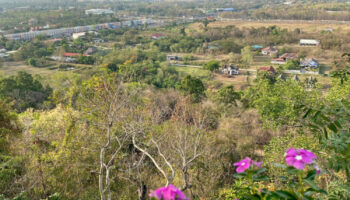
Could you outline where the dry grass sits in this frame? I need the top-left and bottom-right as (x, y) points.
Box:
(205, 20), (350, 34)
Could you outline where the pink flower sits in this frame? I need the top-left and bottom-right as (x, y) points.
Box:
(149, 184), (188, 200)
(233, 157), (263, 173)
(234, 157), (252, 173)
(285, 148), (317, 170)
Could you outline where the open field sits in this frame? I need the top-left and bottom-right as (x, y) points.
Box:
(0, 62), (56, 77)
(173, 65), (211, 79)
(0, 61), (95, 77)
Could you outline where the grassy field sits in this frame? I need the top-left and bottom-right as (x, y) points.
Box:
(0, 62), (56, 77)
(173, 65), (211, 79)
(0, 61), (95, 77)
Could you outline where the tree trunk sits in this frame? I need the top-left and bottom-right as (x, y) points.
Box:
(138, 181), (147, 200)
(99, 148), (105, 200)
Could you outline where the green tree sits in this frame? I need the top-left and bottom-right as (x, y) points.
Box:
(27, 58), (38, 67)
(205, 60), (220, 72)
(243, 79), (320, 128)
(284, 60), (300, 70)
(0, 100), (23, 197)
(240, 46), (253, 68)
(215, 85), (241, 107)
(0, 72), (52, 112)
(179, 75), (205, 103)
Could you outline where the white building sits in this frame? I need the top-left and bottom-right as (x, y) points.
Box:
(300, 39), (320, 46)
(85, 9), (114, 15)
(72, 32), (86, 40)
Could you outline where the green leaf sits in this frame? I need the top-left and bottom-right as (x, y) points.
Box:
(256, 167), (267, 174)
(323, 128), (328, 139)
(303, 179), (327, 194)
(233, 173), (247, 179)
(328, 123), (338, 133)
(304, 170), (316, 181)
(273, 190), (298, 200)
(303, 109), (313, 119)
(334, 120), (342, 129)
(273, 163), (287, 169)
(253, 175), (269, 181)
(286, 166), (299, 174)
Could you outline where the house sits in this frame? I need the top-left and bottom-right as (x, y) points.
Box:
(216, 8), (235, 12)
(222, 64), (239, 75)
(324, 28), (334, 33)
(300, 58), (319, 69)
(271, 53), (298, 64)
(84, 47), (98, 55)
(0, 53), (8, 58)
(72, 32), (86, 40)
(64, 52), (88, 57)
(280, 53), (298, 60)
(151, 33), (164, 40)
(261, 46), (278, 56)
(259, 66), (276, 74)
(93, 38), (104, 43)
(300, 39), (320, 46)
(167, 55), (181, 61)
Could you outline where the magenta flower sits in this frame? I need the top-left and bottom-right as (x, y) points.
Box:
(233, 157), (263, 173)
(234, 157), (252, 173)
(285, 148), (317, 170)
(149, 184), (188, 200)
(313, 164), (321, 174)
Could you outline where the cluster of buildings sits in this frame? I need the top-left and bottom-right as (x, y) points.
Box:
(4, 19), (161, 41)
(258, 39), (320, 72)
(50, 47), (98, 63)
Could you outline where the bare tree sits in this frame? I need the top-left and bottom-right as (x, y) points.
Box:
(79, 79), (138, 200)
(127, 122), (175, 186)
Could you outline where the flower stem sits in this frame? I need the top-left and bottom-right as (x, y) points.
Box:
(298, 171), (304, 200)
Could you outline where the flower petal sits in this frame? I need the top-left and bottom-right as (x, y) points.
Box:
(286, 148), (298, 157)
(285, 156), (295, 166)
(293, 160), (305, 170)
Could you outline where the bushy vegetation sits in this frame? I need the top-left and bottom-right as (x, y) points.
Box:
(1, 1), (350, 199)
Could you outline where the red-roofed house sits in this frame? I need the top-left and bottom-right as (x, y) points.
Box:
(259, 66), (276, 74)
(64, 52), (88, 57)
(207, 16), (215, 20)
(271, 53), (298, 64)
(261, 46), (278, 56)
(151, 33), (164, 40)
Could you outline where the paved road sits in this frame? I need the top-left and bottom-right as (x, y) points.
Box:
(170, 63), (321, 76)
(169, 63), (203, 68)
